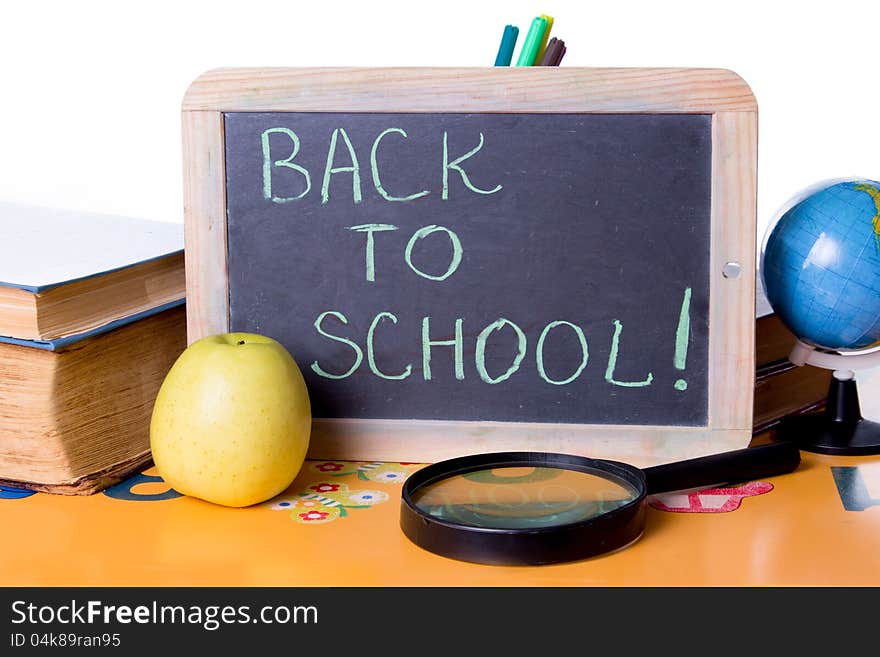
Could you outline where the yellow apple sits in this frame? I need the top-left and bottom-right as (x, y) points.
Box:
(150, 332), (311, 507)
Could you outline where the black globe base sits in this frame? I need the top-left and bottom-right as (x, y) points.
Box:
(774, 376), (880, 456)
(776, 414), (880, 455)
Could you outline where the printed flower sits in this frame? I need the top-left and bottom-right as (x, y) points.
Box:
(315, 462), (345, 472)
(273, 482), (391, 524)
(298, 510), (330, 522)
(347, 490), (389, 505)
(309, 483), (341, 493)
(373, 471), (404, 482)
(268, 499), (296, 510)
(267, 498), (318, 510)
(355, 462), (420, 483)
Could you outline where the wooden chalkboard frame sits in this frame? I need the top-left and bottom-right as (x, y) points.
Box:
(182, 67), (757, 467)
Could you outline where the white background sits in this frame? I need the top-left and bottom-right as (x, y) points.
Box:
(1, 0), (877, 233)
(2, 0), (879, 406)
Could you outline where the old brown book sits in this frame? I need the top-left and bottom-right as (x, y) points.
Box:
(756, 282), (800, 369)
(753, 361), (831, 434)
(0, 203), (187, 494)
(756, 312), (802, 371)
(0, 305), (186, 494)
(753, 282), (831, 433)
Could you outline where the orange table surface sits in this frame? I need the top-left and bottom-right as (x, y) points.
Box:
(2, 446), (879, 587)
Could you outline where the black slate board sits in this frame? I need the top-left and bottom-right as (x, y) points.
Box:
(224, 112), (712, 425)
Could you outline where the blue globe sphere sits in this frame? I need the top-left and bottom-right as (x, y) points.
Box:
(762, 180), (880, 350)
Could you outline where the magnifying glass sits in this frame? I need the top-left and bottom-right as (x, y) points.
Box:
(400, 441), (800, 565)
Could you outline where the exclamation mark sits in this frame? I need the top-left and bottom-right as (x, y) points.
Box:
(674, 287), (692, 391)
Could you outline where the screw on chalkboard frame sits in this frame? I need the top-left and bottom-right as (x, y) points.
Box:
(722, 262), (742, 279)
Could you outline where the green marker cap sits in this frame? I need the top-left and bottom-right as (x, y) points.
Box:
(515, 17), (548, 67)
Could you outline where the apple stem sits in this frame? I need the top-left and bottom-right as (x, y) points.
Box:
(237, 340), (245, 345)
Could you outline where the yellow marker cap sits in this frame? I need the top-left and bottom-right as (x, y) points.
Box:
(534, 14), (555, 63)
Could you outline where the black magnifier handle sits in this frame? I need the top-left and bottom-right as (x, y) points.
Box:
(642, 441), (801, 495)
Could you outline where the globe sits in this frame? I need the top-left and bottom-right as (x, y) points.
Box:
(761, 178), (880, 455)
(762, 179), (880, 350)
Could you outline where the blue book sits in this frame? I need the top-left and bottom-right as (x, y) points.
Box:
(0, 202), (185, 351)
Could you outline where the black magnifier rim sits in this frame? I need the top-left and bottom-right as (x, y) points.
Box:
(400, 451), (648, 566)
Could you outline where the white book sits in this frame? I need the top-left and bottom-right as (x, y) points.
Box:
(0, 201), (185, 349)
(0, 201), (182, 291)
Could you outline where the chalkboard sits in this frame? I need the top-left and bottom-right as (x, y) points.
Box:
(225, 112), (711, 425)
(182, 67), (758, 465)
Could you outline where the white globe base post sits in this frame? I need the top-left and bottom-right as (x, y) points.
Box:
(776, 340), (880, 455)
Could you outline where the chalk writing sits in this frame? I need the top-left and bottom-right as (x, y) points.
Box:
(536, 321), (589, 386)
(674, 287), (693, 391)
(307, 314), (670, 388)
(260, 126), (501, 204)
(442, 132), (503, 199)
(404, 225), (463, 281)
(311, 312), (363, 380)
(605, 320), (654, 388)
(348, 223), (398, 282)
(422, 317), (464, 381)
(476, 319), (528, 384)
(367, 312), (412, 380)
(371, 128), (430, 202)
(230, 112), (712, 421)
(261, 128), (311, 203)
(322, 128), (362, 204)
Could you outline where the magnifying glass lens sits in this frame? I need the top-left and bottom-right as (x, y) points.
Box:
(402, 445), (800, 564)
(411, 465), (640, 530)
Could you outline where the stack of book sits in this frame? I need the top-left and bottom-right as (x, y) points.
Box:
(0, 202), (187, 494)
(754, 282), (832, 434)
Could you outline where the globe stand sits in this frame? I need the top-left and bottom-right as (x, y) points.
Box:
(774, 341), (880, 455)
